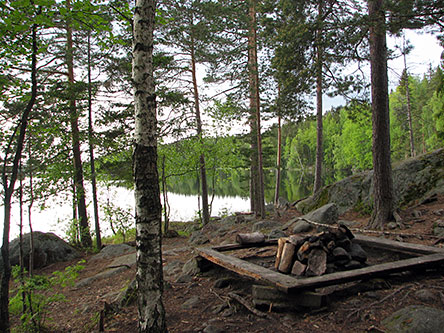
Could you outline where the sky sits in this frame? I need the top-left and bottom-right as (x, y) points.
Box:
(323, 29), (443, 111)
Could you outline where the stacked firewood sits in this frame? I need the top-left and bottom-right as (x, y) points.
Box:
(275, 225), (368, 277)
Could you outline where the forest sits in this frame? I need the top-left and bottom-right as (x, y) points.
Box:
(1, 0), (444, 331)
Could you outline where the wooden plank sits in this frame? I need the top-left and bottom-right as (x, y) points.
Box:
(284, 252), (444, 292)
(211, 239), (277, 252)
(197, 247), (444, 294)
(197, 247), (298, 293)
(354, 235), (444, 255)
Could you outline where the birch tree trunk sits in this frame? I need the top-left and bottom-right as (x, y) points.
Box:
(367, 0), (394, 229)
(133, 0), (166, 331)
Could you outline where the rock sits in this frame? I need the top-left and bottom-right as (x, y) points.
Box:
(292, 220), (313, 233)
(189, 231), (210, 245)
(176, 274), (193, 283)
(1, 232), (80, 272)
(181, 296), (201, 309)
(434, 209), (444, 216)
(211, 303), (229, 314)
(163, 260), (183, 276)
(306, 249), (327, 276)
(268, 229), (286, 239)
(114, 279), (137, 307)
(252, 220), (280, 232)
(107, 252), (136, 268)
(75, 266), (128, 288)
(387, 222), (398, 230)
(296, 149), (444, 215)
(163, 229), (179, 238)
(301, 203), (339, 226)
(182, 257), (201, 276)
(221, 215), (236, 225)
(277, 197), (290, 209)
(91, 243), (135, 261)
(291, 261), (307, 276)
(349, 242), (367, 263)
(214, 277), (232, 289)
(382, 305), (444, 333)
(332, 247), (351, 262)
(414, 289), (438, 303)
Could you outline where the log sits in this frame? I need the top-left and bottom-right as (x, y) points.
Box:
(236, 232), (265, 245)
(278, 242), (296, 273)
(275, 237), (288, 269)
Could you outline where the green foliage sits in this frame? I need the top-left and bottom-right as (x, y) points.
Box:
(101, 201), (134, 243)
(9, 261), (85, 332)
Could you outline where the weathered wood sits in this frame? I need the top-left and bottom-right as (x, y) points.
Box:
(197, 247), (444, 294)
(228, 292), (268, 318)
(354, 235), (444, 255)
(212, 239), (278, 252)
(275, 237), (287, 269)
(197, 247), (302, 293)
(236, 232), (265, 245)
(278, 242), (296, 273)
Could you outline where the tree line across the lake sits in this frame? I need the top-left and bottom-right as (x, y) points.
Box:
(1, 0), (444, 331)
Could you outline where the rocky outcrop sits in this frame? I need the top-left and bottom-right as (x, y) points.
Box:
(382, 305), (444, 333)
(0, 232), (80, 273)
(296, 149), (444, 215)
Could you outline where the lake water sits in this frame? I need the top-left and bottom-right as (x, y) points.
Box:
(0, 184), (250, 241)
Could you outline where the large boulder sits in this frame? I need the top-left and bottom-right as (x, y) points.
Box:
(382, 305), (444, 333)
(301, 203), (338, 225)
(296, 149), (444, 215)
(1, 232), (81, 272)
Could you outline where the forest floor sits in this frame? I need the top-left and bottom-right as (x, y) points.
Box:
(9, 194), (444, 332)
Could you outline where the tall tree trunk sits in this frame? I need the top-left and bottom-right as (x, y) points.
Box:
(0, 19), (38, 333)
(402, 37), (415, 157)
(313, 0), (324, 194)
(274, 108), (282, 206)
(190, 31), (210, 225)
(27, 141), (34, 276)
(248, 0), (265, 218)
(133, 0), (166, 331)
(66, 0), (92, 248)
(87, 31), (101, 249)
(368, 0), (394, 229)
(161, 155), (169, 233)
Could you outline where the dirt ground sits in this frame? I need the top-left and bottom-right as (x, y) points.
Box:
(9, 194), (444, 332)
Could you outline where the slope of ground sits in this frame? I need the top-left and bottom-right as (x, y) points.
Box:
(9, 195), (444, 332)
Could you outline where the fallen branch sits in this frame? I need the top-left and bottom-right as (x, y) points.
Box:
(228, 292), (268, 318)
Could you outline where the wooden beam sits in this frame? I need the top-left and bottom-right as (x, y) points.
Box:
(197, 247), (299, 293)
(197, 248), (444, 294)
(354, 235), (444, 255)
(211, 239), (277, 252)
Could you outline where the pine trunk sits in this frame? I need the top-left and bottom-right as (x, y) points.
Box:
(87, 32), (101, 250)
(66, 0), (92, 248)
(248, 0), (265, 218)
(403, 46), (415, 157)
(274, 110), (282, 205)
(368, 0), (394, 229)
(133, 0), (167, 331)
(191, 32), (210, 225)
(313, 0), (324, 194)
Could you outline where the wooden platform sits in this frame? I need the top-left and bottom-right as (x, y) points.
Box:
(197, 235), (444, 294)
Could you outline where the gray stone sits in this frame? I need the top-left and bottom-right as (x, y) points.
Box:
(277, 197), (290, 209)
(252, 220), (280, 232)
(221, 215), (236, 225)
(414, 289), (438, 303)
(189, 231), (210, 245)
(301, 203), (338, 225)
(268, 229), (286, 239)
(182, 257), (201, 276)
(282, 217), (299, 230)
(387, 222), (398, 230)
(181, 296), (201, 309)
(1, 232), (81, 272)
(292, 220), (313, 234)
(382, 305), (444, 333)
(349, 242), (367, 263)
(163, 260), (183, 276)
(114, 279), (137, 307)
(75, 266), (128, 288)
(91, 244), (135, 261)
(176, 274), (193, 283)
(107, 252), (136, 268)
